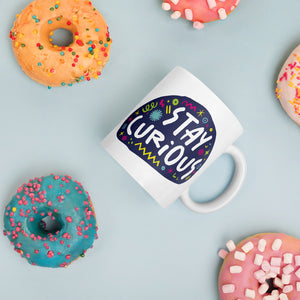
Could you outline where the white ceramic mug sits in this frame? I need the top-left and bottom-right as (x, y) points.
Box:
(101, 67), (247, 213)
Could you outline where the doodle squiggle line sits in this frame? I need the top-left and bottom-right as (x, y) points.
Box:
(181, 100), (196, 112)
(142, 101), (158, 113)
(134, 143), (160, 167)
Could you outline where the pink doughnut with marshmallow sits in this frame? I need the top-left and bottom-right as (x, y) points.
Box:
(161, 0), (241, 29)
(218, 233), (300, 300)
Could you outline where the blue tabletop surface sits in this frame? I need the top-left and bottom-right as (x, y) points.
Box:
(1, 0), (300, 299)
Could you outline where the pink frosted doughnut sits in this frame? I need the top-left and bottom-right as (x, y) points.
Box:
(276, 45), (300, 126)
(161, 0), (241, 29)
(218, 233), (300, 300)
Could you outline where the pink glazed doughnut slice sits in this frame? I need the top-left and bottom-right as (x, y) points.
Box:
(276, 45), (300, 126)
(218, 233), (300, 300)
(161, 0), (241, 29)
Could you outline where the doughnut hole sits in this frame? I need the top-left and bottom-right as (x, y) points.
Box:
(49, 28), (73, 47)
(40, 20), (77, 50)
(27, 213), (63, 237)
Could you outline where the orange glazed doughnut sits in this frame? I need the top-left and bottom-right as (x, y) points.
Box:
(218, 233), (300, 300)
(9, 0), (112, 87)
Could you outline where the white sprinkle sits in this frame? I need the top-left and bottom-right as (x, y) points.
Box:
(297, 282), (300, 292)
(283, 264), (294, 274)
(170, 11), (181, 19)
(193, 21), (204, 30)
(226, 240), (236, 252)
(295, 255), (300, 266)
(230, 266), (242, 274)
(184, 9), (193, 21)
(272, 239), (282, 251)
(245, 289), (255, 299)
(279, 294), (289, 300)
(295, 267), (300, 278)
(234, 251), (246, 261)
(283, 253), (293, 264)
(254, 254), (263, 266)
(235, 0), (240, 5)
(258, 283), (269, 295)
(282, 274), (291, 285)
(258, 239), (267, 252)
(218, 8), (227, 20)
(230, 5), (235, 11)
(206, 0), (216, 9)
(162, 3), (171, 11)
(283, 285), (293, 293)
(222, 284), (235, 293)
(270, 257), (281, 266)
(170, 0), (179, 4)
(274, 277), (283, 289)
(242, 242), (254, 253)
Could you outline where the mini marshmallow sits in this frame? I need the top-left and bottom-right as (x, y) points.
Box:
(270, 257), (281, 266)
(222, 284), (235, 294)
(258, 239), (267, 252)
(274, 277), (283, 289)
(271, 290), (279, 297)
(263, 296), (276, 300)
(254, 270), (266, 280)
(296, 282), (300, 292)
(206, 0), (216, 9)
(184, 9), (193, 20)
(266, 272), (277, 279)
(193, 21), (204, 30)
(283, 253), (293, 264)
(170, 0), (179, 4)
(272, 239), (282, 251)
(230, 266), (242, 274)
(234, 251), (246, 261)
(283, 285), (293, 293)
(245, 289), (255, 299)
(242, 242), (254, 253)
(262, 260), (271, 272)
(226, 240), (236, 252)
(295, 267), (300, 278)
(171, 11), (181, 19)
(218, 8), (227, 20)
(282, 274), (291, 285)
(254, 254), (263, 266)
(270, 266), (280, 274)
(218, 249), (228, 259)
(283, 264), (294, 274)
(295, 255), (300, 266)
(161, 3), (171, 10)
(279, 294), (289, 300)
(258, 283), (269, 295)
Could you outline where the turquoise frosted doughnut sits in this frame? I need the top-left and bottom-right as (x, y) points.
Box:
(3, 175), (98, 268)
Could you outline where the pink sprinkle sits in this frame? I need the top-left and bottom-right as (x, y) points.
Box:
(35, 250), (39, 254)
(48, 185), (53, 189)
(48, 201), (52, 206)
(29, 217), (34, 222)
(47, 250), (54, 258)
(54, 175), (59, 180)
(66, 216), (72, 223)
(66, 255), (71, 260)
(66, 189), (70, 194)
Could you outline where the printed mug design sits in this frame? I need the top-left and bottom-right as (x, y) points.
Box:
(117, 95), (216, 184)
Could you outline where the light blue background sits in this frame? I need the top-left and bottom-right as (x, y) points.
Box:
(1, 0), (300, 299)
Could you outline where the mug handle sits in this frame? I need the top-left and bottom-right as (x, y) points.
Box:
(179, 144), (247, 214)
